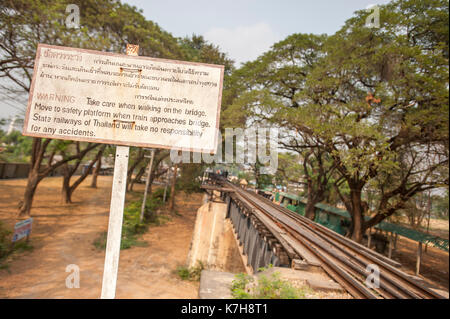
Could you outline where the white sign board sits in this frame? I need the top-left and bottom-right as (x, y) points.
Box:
(23, 44), (224, 153)
(12, 218), (33, 242)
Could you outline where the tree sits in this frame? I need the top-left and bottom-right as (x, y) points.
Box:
(223, 32), (333, 220)
(0, 131), (32, 163)
(273, 152), (302, 188)
(61, 143), (105, 203)
(302, 0), (449, 241)
(179, 35), (234, 75)
(176, 163), (203, 194)
(18, 139), (99, 216)
(300, 149), (337, 220)
(400, 192), (431, 229)
(224, 0), (449, 242)
(90, 145), (110, 188)
(126, 148), (145, 191)
(432, 190), (449, 220)
(248, 159), (273, 189)
(0, 0), (191, 217)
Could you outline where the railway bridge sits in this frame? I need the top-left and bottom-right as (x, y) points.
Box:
(201, 174), (446, 299)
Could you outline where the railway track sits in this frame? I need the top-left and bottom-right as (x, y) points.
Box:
(208, 177), (446, 299)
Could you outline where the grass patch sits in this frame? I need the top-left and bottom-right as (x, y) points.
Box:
(93, 190), (169, 250)
(176, 261), (204, 281)
(231, 266), (310, 299)
(0, 221), (33, 269)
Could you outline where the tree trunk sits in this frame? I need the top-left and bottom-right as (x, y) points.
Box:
(169, 164), (178, 211)
(305, 179), (317, 220)
(90, 149), (103, 188)
(18, 138), (99, 217)
(304, 175), (328, 220)
(126, 149), (144, 190)
(63, 145), (104, 203)
(61, 163), (72, 204)
(18, 170), (40, 218)
(18, 137), (48, 218)
(129, 165), (146, 192)
(349, 189), (364, 243)
(304, 201), (316, 220)
(147, 174), (153, 195)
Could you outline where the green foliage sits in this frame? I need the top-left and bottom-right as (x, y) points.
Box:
(0, 132), (33, 163)
(152, 187), (170, 202)
(256, 174), (273, 189)
(274, 153), (302, 186)
(230, 272), (254, 299)
(0, 221), (33, 269)
(0, 221), (11, 264)
(224, 0), (449, 239)
(255, 272), (307, 299)
(176, 261), (204, 281)
(176, 163), (203, 194)
(0, 0), (189, 91)
(93, 191), (168, 250)
(237, 171), (252, 182)
(179, 35), (234, 75)
(231, 267), (309, 299)
(432, 190), (449, 220)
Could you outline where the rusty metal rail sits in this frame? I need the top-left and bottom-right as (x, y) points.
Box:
(202, 176), (446, 299)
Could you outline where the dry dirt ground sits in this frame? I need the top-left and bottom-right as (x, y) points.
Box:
(0, 176), (203, 299)
(0, 176), (448, 298)
(392, 237), (449, 291)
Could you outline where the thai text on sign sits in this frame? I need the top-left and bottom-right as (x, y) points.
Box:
(23, 44), (224, 153)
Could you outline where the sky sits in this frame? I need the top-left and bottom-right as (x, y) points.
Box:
(1, 0), (391, 126)
(124, 0), (391, 65)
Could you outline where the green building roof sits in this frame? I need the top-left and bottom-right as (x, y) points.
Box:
(272, 190), (449, 252)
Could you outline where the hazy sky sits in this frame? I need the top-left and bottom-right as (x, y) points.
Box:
(1, 0), (391, 125)
(124, 0), (391, 65)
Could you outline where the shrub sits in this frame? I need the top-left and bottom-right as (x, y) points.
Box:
(151, 187), (170, 202)
(230, 273), (254, 299)
(93, 191), (168, 250)
(176, 261), (204, 281)
(0, 221), (11, 263)
(231, 266), (309, 299)
(0, 221), (33, 269)
(176, 164), (203, 194)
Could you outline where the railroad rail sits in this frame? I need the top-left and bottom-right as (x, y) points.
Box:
(202, 175), (446, 299)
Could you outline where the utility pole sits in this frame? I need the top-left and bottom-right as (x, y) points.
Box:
(425, 191), (432, 253)
(163, 166), (170, 203)
(169, 164), (178, 211)
(140, 148), (155, 223)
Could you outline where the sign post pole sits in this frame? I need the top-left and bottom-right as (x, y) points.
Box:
(100, 145), (129, 298)
(100, 44), (139, 299)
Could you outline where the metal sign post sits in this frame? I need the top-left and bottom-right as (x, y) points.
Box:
(100, 44), (138, 299)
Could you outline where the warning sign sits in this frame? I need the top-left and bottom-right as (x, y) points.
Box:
(12, 218), (33, 242)
(23, 44), (224, 153)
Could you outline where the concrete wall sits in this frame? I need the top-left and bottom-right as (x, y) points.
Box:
(187, 197), (246, 273)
